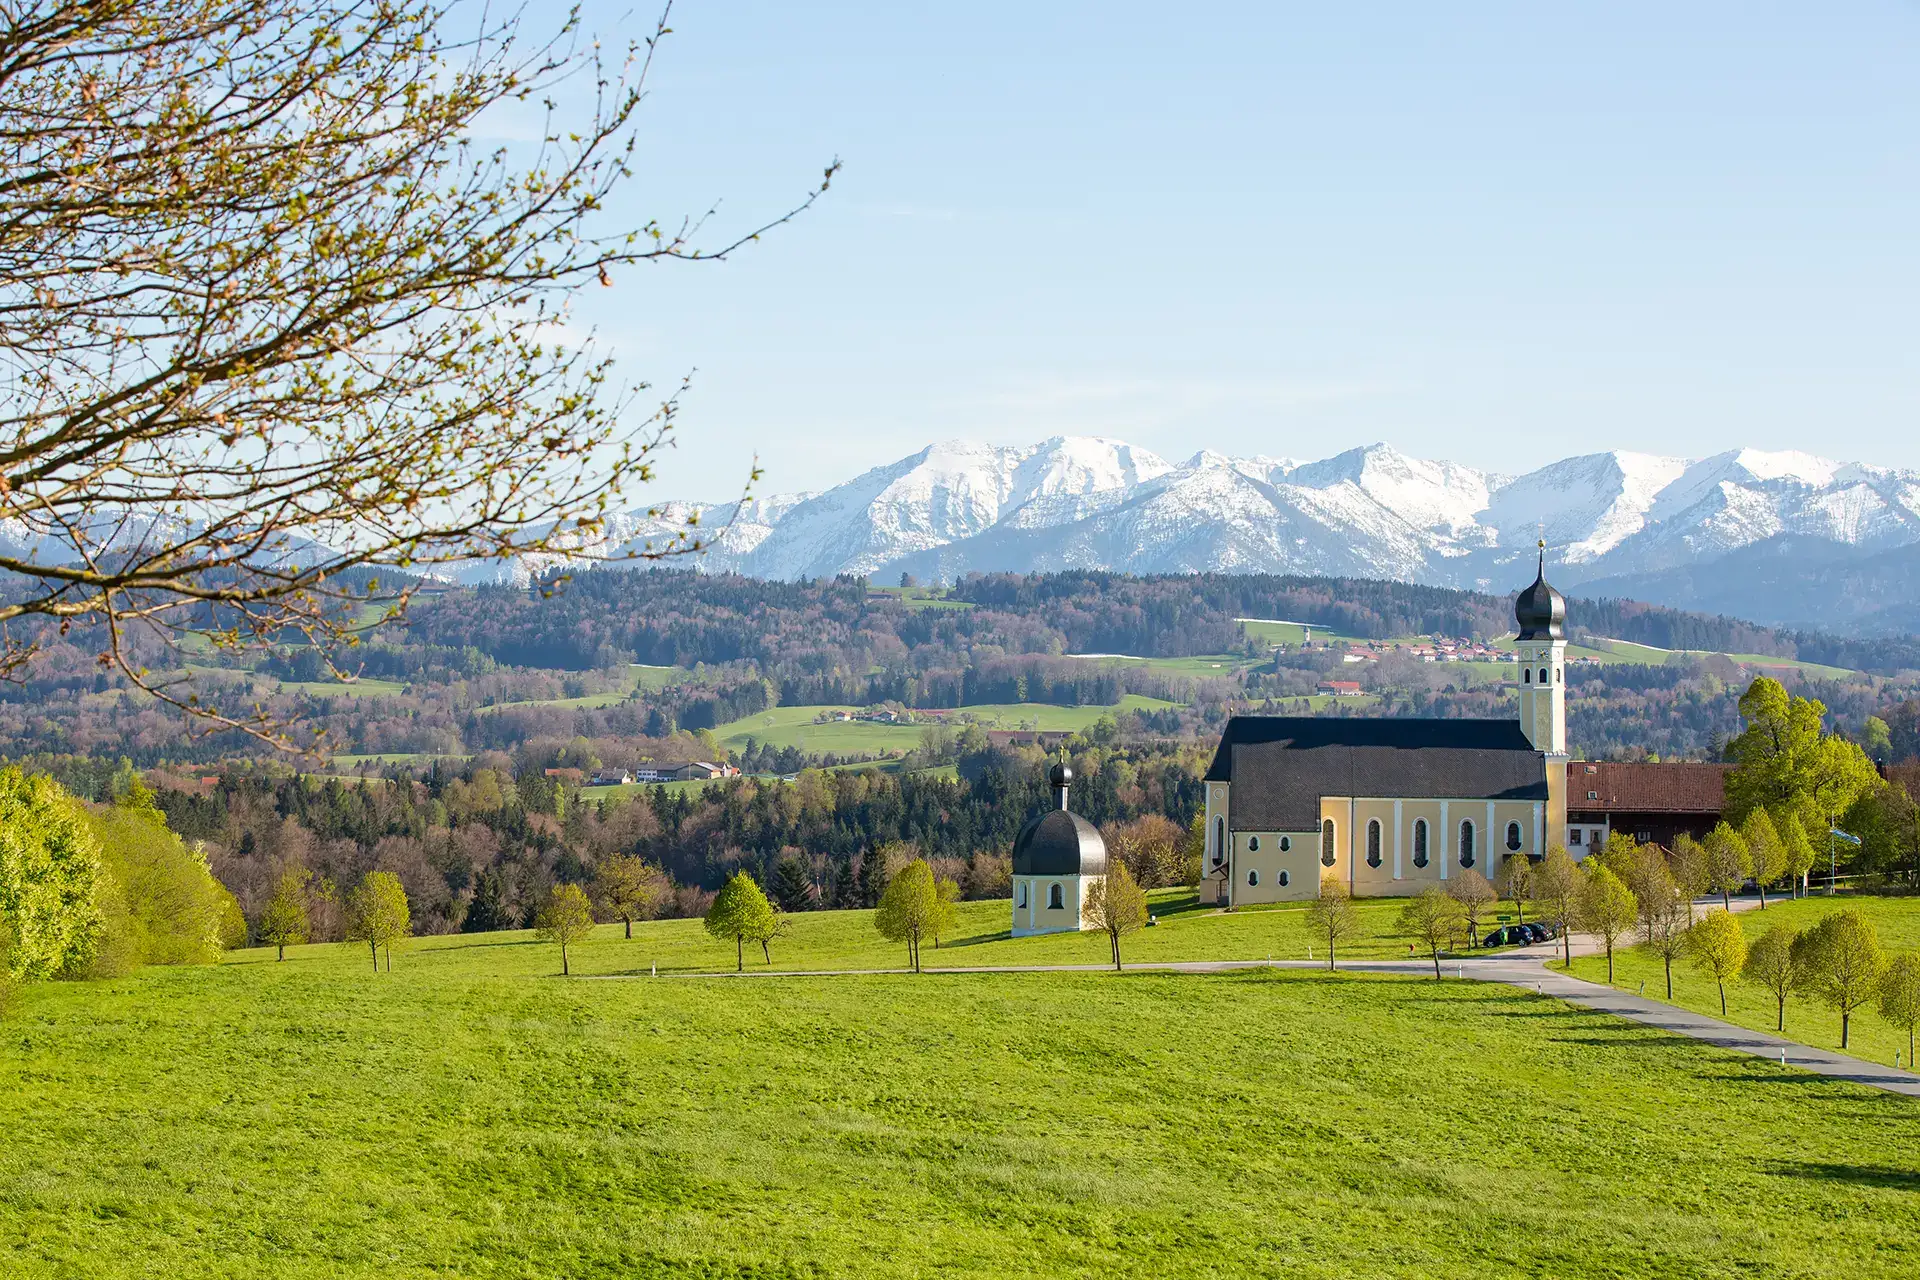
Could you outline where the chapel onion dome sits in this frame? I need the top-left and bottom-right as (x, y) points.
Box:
(1514, 546), (1566, 642)
(1011, 763), (1108, 877)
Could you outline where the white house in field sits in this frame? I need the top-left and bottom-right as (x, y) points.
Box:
(1010, 763), (1106, 937)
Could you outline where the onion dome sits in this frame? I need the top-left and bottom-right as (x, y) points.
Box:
(1514, 543), (1566, 641)
(1012, 763), (1107, 877)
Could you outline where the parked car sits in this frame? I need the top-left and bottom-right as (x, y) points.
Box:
(1482, 926), (1527, 948)
(1533, 922), (1559, 941)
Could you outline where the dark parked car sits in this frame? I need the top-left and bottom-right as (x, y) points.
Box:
(1482, 926), (1528, 948)
(1532, 922), (1559, 941)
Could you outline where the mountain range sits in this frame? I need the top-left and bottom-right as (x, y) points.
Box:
(460, 436), (1920, 635)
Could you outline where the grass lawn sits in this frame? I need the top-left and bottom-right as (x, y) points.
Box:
(275, 677), (408, 699)
(867, 585), (974, 610)
(329, 752), (469, 768)
(1064, 652), (1255, 679)
(578, 778), (714, 802)
(1567, 894), (1920, 1066)
(474, 689), (632, 715)
(712, 698), (1182, 755)
(5, 934), (1917, 1278)
(629, 663), (694, 692)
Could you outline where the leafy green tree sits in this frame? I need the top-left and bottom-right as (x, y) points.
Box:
(771, 857), (814, 913)
(1535, 846), (1582, 968)
(1725, 679), (1878, 890)
(1793, 910), (1888, 1049)
(1495, 853), (1533, 926)
(931, 876), (961, 948)
(1686, 910), (1749, 1016)
(1877, 953), (1920, 1066)
(1635, 868), (1690, 1000)
(705, 872), (778, 972)
(535, 883), (597, 976)
(1739, 809), (1785, 908)
(1082, 861), (1149, 971)
(1303, 875), (1365, 970)
(1741, 923), (1808, 1033)
(0, 768), (100, 981)
(1578, 864), (1638, 986)
(1668, 833), (1710, 922)
(1399, 886), (1467, 980)
(1701, 822), (1752, 910)
(874, 858), (938, 973)
(345, 872), (411, 973)
(1446, 869), (1497, 947)
(1776, 812), (1818, 900)
(595, 855), (668, 940)
(87, 798), (238, 968)
(257, 869), (311, 961)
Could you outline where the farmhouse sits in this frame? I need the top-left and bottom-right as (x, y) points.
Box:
(1201, 550), (1700, 904)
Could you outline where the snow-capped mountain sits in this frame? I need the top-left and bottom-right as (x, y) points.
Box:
(478, 436), (1920, 625)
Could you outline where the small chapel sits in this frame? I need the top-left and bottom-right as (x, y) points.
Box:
(1009, 763), (1107, 936)
(1200, 551), (1574, 905)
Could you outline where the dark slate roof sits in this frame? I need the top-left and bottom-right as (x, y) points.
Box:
(1204, 716), (1548, 831)
(1514, 551), (1566, 642)
(1011, 810), (1108, 877)
(1566, 761), (1729, 815)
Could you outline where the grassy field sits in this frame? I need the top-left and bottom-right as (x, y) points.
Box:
(1568, 895), (1920, 1066)
(4, 918), (1917, 1277)
(474, 689), (633, 715)
(712, 697), (1180, 755)
(629, 664), (694, 692)
(867, 585), (974, 611)
(578, 777), (715, 802)
(275, 676), (408, 699)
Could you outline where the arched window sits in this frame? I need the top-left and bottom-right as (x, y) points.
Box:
(1412, 819), (1429, 869)
(1279, 836), (1291, 852)
(1523, 668), (1532, 684)
(1459, 820), (1475, 868)
(1278, 870), (1290, 888)
(1247, 869), (1259, 887)
(1213, 817), (1225, 867)
(1538, 668), (1549, 685)
(1048, 883), (1063, 910)
(1506, 821), (1523, 852)
(1321, 819), (1336, 867)
(1016, 883), (1028, 908)
(1248, 836), (1261, 852)
(1366, 819), (1382, 869)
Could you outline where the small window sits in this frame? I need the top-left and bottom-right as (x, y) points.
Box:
(1524, 669), (1532, 684)
(1506, 822), (1523, 852)
(1538, 668), (1549, 684)
(1569, 828), (1583, 846)
(1048, 883), (1063, 910)
(1321, 819), (1336, 867)
(1366, 819), (1382, 869)
(1212, 817), (1224, 867)
(1587, 790), (1598, 801)
(1248, 836), (1260, 852)
(1016, 883), (1028, 908)
(1279, 835), (1291, 852)
(1247, 869), (1259, 887)
(1460, 820), (1475, 868)
(1279, 870), (1290, 887)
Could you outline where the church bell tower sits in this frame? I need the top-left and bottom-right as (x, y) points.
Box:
(1514, 542), (1566, 756)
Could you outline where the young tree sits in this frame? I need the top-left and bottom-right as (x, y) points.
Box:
(1701, 822), (1752, 910)
(931, 876), (961, 949)
(1534, 846), (1582, 968)
(704, 872), (777, 973)
(1686, 910), (1749, 1017)
(1399, 886), (1467, 980)
(1739, 808), (1786, 909)
(595, 856), (667, 940)
(1776, 812), (1818, 900)
(1495, 853), (1533, 926)
(534, 883), (597, 977)
(770, 857), (814, 913)
(256, 868), (311, 961)
(1668, 833), (1711, 922)
(1742, 923), (1807, 1034)
(1636, 871), (1691, 1000)
(1082, 862), (1150, 971)
(1302, 875), (1365, 970)
(1577, 864), (1638, 986)
(874, 858), (938, 973)
(345, 871), (410, 973)
(1794, 910), (1888, 1049)
(1446, 869), (1497, 948)
(1877, 952), (1920, 1066)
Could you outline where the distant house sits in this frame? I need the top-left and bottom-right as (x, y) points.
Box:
(543, 767), (585, 785)
(1563, 761), (1731, 852)
(1317, 681), (1364, 697)
(986, 730), (1072, 749)
(588, 770), (633, 787)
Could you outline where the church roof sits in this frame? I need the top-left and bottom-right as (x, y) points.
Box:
(1205, 716), (1548, 831)
(1515, 549), (1566, 642)
(1012, 810), (1108, 877)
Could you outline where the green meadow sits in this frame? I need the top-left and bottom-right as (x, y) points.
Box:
(5, 914), (1918, 1278)
(711, 697), (1180, 755)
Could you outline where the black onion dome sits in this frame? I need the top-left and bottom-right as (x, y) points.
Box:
(1514, 548), (1565, 641)
(1048, 762), (1073, 790)
(1011, 810), (1108, 877)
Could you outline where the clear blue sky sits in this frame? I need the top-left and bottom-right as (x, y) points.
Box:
(553, 1), (1920, 500)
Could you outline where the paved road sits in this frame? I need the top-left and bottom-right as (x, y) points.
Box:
(617, 893), (1920, 1098)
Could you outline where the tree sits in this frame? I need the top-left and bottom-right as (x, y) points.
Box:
(1686, 910), (1749, 1017)
(704, 872), (777, 973)
(345, 871), (410, 973)
(1577, 864), (1638, 986)
(1534, 846), (1581, 968)
(770, 857), (814, 913)
(931, 876), (961, 949)
(874, 858), (938, 973)
(0, 0), (830, 746)
(0, 768), (100, 981)
(1447, 869), (1497, 947)
(828, 859), (858, 910)
(534, 883), (596, 976)
(1399, 886), (1467, 980)
(1794, 910), (1888, 1049)
(1495, 853), (1533, 926)
(1741, 923), (1807, 1034)
(1668, 833), (1710, 922)
(256, 869), (310, 961)
(1777, 812), (1818, 900)
(1302, 875), (1365, 970)
(1739, 808), (1785, 909)
(1701, 822), (1752, 910)
(1877, 953), (1920, 1066)
(595, 856), (668, 940)
(1103, 815), (1186, 889)
(1636, 869), (1690, 1000)
(1082, 862), (1149, 971)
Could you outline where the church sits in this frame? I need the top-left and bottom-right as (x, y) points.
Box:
(1200, 552), (1575, 905)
